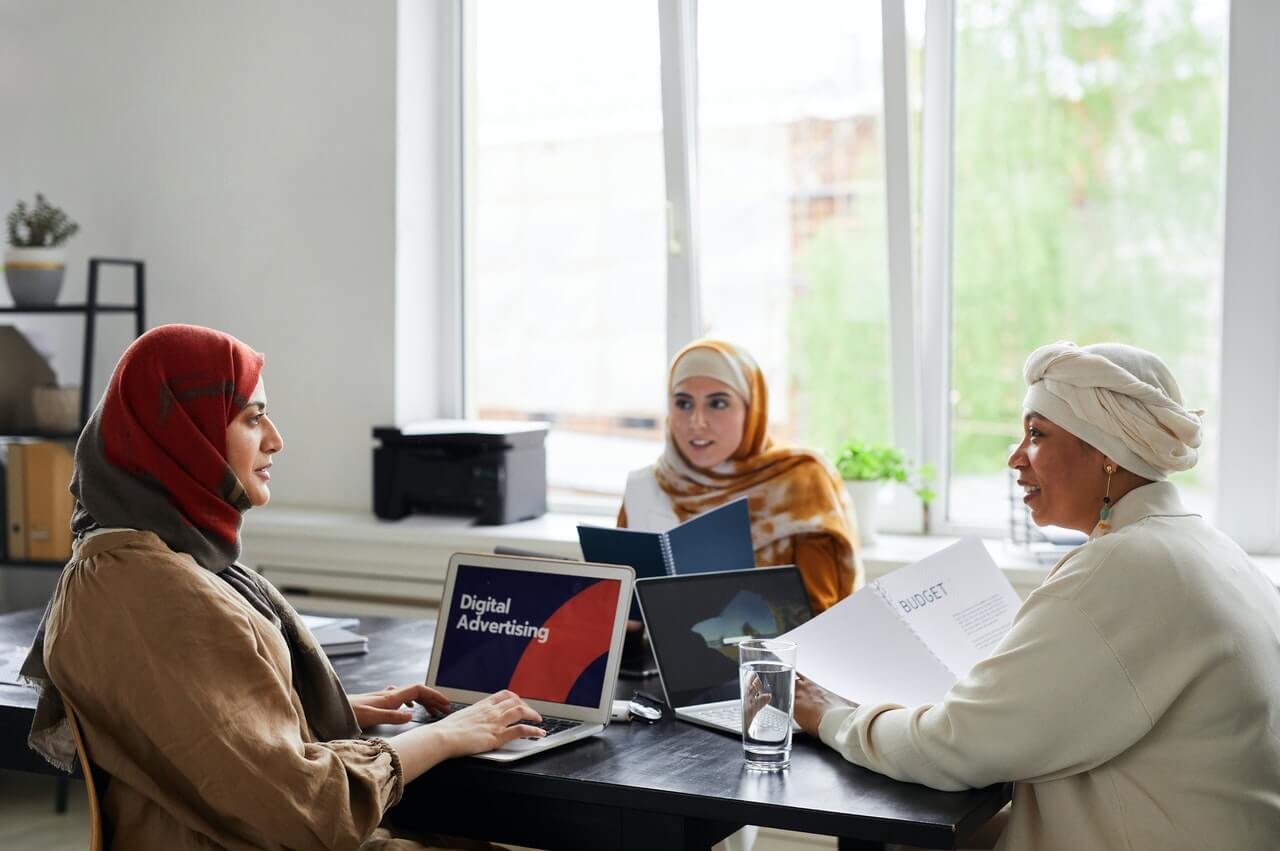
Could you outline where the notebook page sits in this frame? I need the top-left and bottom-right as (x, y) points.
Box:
(778, 589), (956, 707)
(871, 537), (1022, 680)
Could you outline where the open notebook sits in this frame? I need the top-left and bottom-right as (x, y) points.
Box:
(780, 538), (1023, 707)
(576, 497), (755, 580)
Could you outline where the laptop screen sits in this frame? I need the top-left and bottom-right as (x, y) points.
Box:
(434, 562), (624, 707)
(637, 566), (813, 708)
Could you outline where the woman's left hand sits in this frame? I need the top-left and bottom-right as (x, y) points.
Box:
(348, 684), (450, 728)
(793, 674), (858, 736)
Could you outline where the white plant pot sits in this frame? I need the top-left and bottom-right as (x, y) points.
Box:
(844, 480), (887, 546)
(4, 246), (67, 307)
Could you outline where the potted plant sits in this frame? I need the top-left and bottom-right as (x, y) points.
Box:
(5, 193), (80, 307)
(834, 440), (935, 543)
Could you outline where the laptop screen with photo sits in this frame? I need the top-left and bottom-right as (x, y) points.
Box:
(434, 562), (624, 707)
(637, 566), (813, 708)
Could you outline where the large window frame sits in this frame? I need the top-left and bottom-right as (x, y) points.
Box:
(444, 0), (1280, 553)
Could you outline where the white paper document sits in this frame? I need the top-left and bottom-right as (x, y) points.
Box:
(300, 614), (360, 633)
(0, 644), (31, 686)
(779, 538), (1022, 707)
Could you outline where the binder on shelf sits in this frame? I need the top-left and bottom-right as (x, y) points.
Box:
(5, 443), (26, 560)
(23, 441), (74, 561)
(0, 450), (8, 561)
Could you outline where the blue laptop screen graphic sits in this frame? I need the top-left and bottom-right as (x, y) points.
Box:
(639, 567), (812, 707)
(435, 564), (621, 707)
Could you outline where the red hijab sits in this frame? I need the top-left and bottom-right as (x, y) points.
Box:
(71, 324), (263, 566)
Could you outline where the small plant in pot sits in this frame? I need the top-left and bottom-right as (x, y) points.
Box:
(5, 193), (80, 307)
(834, 440), (935, 543)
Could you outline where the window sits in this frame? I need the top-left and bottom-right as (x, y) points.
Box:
(944, 0), (1228, 529)
(457, 0), (1260, 545)
(696, 1), (895, 456)
(467, 0), (667, 497)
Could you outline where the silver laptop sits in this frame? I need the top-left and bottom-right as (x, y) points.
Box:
(635, 566), (813, 735)
(421, 552), (634, 762)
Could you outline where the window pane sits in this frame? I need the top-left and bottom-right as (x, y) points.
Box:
(697, 1), (894, 458)
(469, 0), (666, 497)
(949, 0), (1227, 529)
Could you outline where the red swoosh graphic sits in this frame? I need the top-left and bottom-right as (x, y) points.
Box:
(508, 579), (620, 702)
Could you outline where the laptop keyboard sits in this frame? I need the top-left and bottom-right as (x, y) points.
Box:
(687, 703), (742, 728)
(413, 702), (582, 739)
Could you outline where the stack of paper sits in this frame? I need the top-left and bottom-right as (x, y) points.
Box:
(0, 643), (30, 686)
(301, 615), (369, 658)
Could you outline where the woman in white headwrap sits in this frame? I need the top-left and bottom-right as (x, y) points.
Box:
(794, 342), (1280, 851)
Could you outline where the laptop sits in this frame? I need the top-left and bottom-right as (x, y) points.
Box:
(419, 550), (634, 762)
(419, 552), (634, 762)
(635, 566), (813, 735)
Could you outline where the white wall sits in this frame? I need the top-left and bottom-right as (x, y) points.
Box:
(0, 0), (402, 510)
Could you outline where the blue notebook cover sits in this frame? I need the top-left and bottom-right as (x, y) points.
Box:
(663, 497), (756, 575)
(577, 496), (755, 577)
(578, 497), (756, 618)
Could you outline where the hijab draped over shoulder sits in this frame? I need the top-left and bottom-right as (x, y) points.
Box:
(22, 324), (358, 771)
(654, 339), (861, 586)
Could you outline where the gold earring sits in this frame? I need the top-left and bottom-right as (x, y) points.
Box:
(1098, 465), (1115, 531)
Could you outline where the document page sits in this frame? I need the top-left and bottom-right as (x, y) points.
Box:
(778, 589), (956, 707)
(871, 538), (1022, 680)
(0, 643), (29, 686)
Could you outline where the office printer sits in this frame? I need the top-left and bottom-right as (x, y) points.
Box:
(372, 420), (549, 525)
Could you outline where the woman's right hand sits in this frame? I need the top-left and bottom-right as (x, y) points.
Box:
(432, 690), (546, 758)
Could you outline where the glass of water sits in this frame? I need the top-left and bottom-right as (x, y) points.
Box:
(738, 638), (797, 771)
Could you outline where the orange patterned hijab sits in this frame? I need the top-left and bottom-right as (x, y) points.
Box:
(654, 340), (861, 574)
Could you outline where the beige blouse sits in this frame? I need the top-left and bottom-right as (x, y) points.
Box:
(818, 483), (1280, 850)
(43, 530), (410, 850)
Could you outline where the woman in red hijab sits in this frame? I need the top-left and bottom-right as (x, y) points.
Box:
(22, 325), (542, 850)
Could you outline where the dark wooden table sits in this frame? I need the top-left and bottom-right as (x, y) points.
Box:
(0, 610), (1009, 850)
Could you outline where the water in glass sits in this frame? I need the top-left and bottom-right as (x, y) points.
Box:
(738, 639), (797, 771)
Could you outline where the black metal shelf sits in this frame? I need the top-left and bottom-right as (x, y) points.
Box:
(0, 304), (138, 314)
(0, 431), (80, 441)
(2, 259), (145, 574)
(0, 559), (66, 570)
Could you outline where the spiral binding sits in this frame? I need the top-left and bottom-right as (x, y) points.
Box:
(658, 534), (676, 576)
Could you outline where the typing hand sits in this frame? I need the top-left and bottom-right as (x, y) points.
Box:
(348, 684), (450, 728)
(793, 674), (858, 737)
(433, 690), (546, 757)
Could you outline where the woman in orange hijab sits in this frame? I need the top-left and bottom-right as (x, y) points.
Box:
(618, 339), (861, 612)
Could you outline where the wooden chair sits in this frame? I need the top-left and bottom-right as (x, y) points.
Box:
(64, 702), (105, 851)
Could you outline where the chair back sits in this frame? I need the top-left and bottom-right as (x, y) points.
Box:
(64, 702), (105, 851)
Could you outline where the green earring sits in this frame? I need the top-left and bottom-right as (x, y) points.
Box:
(1098, 465), (1115, 531)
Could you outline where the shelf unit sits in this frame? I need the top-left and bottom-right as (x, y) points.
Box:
(2, 258), (146, 569)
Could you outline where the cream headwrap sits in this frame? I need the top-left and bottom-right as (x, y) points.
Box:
(1022, 342), (1203, 481)
(670, 346), (751, 401)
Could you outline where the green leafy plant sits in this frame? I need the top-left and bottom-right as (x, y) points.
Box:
(834, 441), (908, 483)
(7, 193), (80, 248)
(835, 440), (936, 506)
